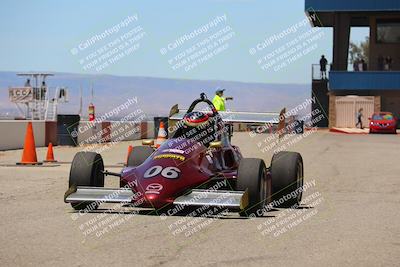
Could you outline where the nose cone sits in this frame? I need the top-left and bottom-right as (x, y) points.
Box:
(143, 192), (169, 208)
(145, 194), (158, 201)
(125, 139), (210, 208)
(134, 180), (174, 208)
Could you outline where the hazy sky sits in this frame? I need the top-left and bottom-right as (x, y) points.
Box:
(0, 0), (368, 84)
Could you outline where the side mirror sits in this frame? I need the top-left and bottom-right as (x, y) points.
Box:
(142, 139), (154, 146)
(209, 141), (222, 149)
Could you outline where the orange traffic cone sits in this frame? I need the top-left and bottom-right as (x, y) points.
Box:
(17, 122), (42, 165)
(155, 122), (167, 148)
(126, 145), (133, 165)
(44, 142), (57, 163)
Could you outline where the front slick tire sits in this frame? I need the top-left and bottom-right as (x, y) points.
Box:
(271, 151), (304, 208)
(127, 146), (154, 167)
(69, 152), (104, 211)
(236, 158), (269, 217)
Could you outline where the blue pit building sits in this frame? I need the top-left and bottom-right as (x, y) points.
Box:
(305, 0), (400, 128)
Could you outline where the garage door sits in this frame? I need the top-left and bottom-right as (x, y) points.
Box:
(381, 96), (400, 119)
(335, 96), (374, 128)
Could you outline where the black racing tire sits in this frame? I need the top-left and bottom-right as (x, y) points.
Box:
(127, 146), (154, 167)
(236, 158), (269, 217)
(271, 151), (304, 208)
(122, 146), (154, 188)
(69, 152), (104, 211)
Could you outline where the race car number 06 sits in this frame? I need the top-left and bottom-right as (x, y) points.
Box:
(144, 166), (181, 179)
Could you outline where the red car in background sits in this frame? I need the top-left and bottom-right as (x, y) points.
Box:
(369, 112), (397, 134)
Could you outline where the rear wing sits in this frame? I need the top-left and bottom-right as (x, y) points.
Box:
(169, 104), (282, 125)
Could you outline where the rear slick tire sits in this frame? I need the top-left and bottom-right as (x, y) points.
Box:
(271, 151), (304, 208)
(236, 158), (269, 217)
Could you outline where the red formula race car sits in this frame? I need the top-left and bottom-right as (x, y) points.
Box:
(64, 94), (304, 217)
(369, 112), (397, 134)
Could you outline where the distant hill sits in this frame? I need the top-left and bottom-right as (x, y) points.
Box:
(0, 71), (310, 119)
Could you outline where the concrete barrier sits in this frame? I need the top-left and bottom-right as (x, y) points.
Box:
(110, 122), (141, 142)
(142, 121), (155, 139)
(0, 120), (153, 150)
(101, 122), (112, 143)
(45, 121), (57, 146)
(77, 121), (103, 145)
(77, 121), (152, 144)
(0, 119), (251, 150)
(0, 121), (46, 150)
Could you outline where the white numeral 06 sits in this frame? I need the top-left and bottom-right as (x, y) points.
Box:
(144, 166), (181, 179)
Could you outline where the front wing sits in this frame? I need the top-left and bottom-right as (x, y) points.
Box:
(64, 186), (248, 210)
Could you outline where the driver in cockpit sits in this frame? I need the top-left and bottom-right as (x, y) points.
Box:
(178, 111), (217, 148)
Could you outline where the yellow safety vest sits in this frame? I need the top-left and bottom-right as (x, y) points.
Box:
(212, 95), (226, 111)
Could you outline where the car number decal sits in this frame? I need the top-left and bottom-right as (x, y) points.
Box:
(143, 166), (181, 179)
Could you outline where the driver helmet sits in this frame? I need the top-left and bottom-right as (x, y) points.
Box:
(182, 111), (215, 146)
(183, 111), (210, 128)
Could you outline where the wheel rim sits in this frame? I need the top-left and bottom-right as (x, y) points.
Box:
(93, 157), (104, 186)
(259, 167), (267, 207)
(296, 161), (304, 204)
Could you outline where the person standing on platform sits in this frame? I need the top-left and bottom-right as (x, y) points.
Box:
(212, 89), (233, 112)
(320, 55), (328, 79)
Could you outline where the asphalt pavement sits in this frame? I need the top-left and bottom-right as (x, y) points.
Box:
(0, 131), (399, 266)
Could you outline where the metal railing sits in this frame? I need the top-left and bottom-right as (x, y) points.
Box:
(312, 64), (332, 80)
